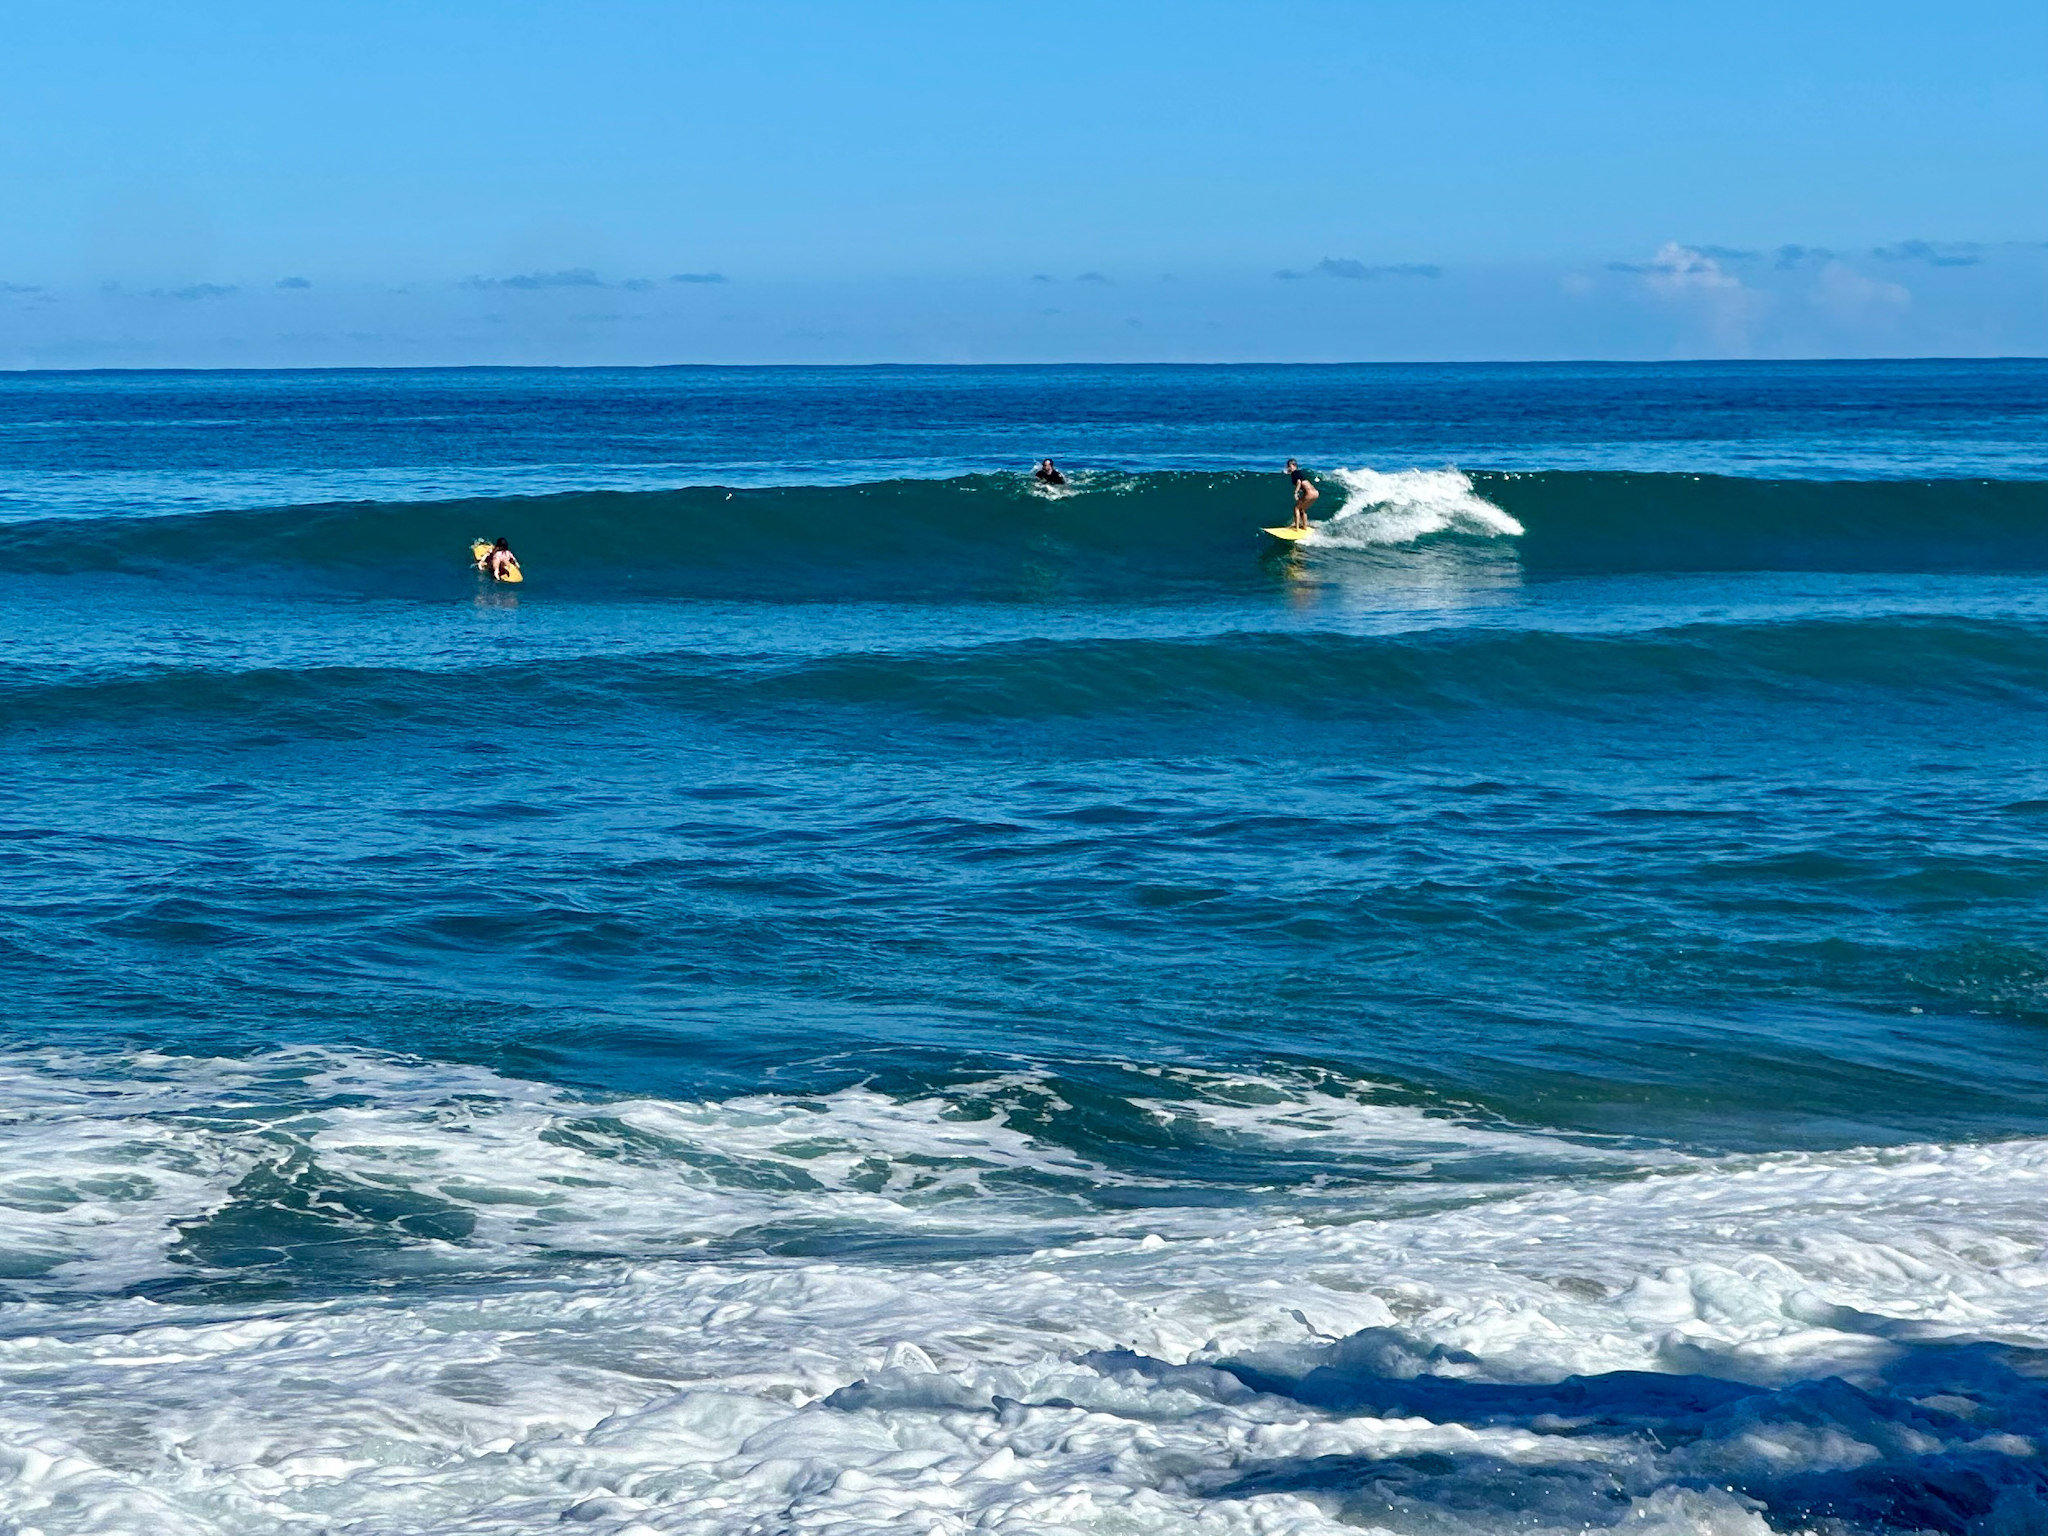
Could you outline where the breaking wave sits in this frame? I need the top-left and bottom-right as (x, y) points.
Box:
(4, 468), (2046, 598)
(1314, 466), (1526, 545)
(0, 1045), (2044, 1535)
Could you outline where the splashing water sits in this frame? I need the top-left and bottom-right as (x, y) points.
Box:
(1317, 467), (1525, 545)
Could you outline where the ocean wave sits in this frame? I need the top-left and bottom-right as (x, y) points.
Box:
(0, 1047), (1662, 1299)
(1316, 465), (1526, 544)
(1493, 469), (2048, 573)
(7, 616), (2044, 733)
(0, 1046), (2045, 1535)
(4, 469), (2046, 597)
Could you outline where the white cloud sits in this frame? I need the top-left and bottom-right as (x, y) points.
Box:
(1814, 259), (1910, 324)
(1619, 242), (1767, 351)
(1635, 242), (1745, 297)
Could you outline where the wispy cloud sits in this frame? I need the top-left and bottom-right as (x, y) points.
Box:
(1773, 245), (1835, 270)
(0, 282), (42, 295)
(1871, 239), (1982, 267)
(1816, 259), (1911, 319)
(1692, 245), (1759, 262)
(462, 268), (608, 290)
(455, 267), (718, 292)
(1633, 244), (1746, 294)
(151, 283), (238, 300)
(275, 276), (312, 290)
(1076, 271), (1112, 284)
(1277, 258), (1442, 280)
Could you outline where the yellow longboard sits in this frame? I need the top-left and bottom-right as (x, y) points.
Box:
(1262, 525), (1312, 542)
(471, 541), (525, 583)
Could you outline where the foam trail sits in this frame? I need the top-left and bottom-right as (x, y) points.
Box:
(1317, 466), (1525, 544)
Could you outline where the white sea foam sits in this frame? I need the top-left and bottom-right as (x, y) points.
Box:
(0, 1047), (2044, 1534)
(1129, 1064), (1683, 1170)
(1309, 467), (1523, 546)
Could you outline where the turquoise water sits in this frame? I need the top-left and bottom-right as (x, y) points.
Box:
(2, 362), (2047, 1534)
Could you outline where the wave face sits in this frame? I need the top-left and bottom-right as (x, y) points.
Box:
(1484, 470), (2048, 572)
(6, 468), (2048, 597)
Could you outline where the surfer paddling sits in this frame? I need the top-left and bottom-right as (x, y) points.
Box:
(1033, 458), (1068, 486)
(474, 537), (521, 581)
(1286, 460), (1318, 530)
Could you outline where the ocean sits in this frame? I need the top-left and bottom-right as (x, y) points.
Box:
(3, 360), (2047, 1535)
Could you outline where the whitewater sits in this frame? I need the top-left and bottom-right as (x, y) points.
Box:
(4, 361), (2048, 1536)
(5, 1046), (2047, 1535)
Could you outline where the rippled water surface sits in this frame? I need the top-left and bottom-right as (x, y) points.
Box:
(3, 362), (2047, 1535)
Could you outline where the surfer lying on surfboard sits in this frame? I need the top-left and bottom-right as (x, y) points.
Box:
(1286, 459), (1318, 530)
(472, 537), (523, 583)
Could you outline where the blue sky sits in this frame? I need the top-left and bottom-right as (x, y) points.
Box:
(2, 0), (2043, 365)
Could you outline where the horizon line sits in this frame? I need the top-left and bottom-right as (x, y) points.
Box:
(4, 355), (2045, 378)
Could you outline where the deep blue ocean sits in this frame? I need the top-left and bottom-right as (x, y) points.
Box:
(4, 361), (2048, 1536)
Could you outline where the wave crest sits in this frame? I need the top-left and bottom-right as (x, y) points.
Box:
(3, 469), (2046, 598)
(1318, 466), (1524, 545)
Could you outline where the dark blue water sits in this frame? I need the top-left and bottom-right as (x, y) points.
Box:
(4, 362), (2047, 1535)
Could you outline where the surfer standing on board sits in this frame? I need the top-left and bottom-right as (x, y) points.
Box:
(1286, 459), (1318, 529)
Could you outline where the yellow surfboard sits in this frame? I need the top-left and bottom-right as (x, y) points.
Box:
(1262, 525), (1312, 542)
(470, 541), (525, 583)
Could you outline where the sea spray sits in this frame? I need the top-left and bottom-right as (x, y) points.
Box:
(1317, 466), (1525, 544)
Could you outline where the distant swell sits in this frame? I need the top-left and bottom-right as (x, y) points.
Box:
(8, 617), (2044, 735)
(2, 469), (2045, 598)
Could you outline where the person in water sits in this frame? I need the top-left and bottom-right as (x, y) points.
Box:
(478, 537), (518, 580)
(1033, 458), (1068, 486)
(1286, 459), (1319, 529)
